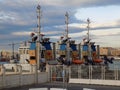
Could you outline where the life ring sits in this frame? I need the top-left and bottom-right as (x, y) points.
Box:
(72, 60), (84, 64)
(93, 59), (103, 63)
(47, 51), (51, 56)
(52, 73), (56, 81)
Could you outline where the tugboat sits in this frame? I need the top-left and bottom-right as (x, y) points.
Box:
(27, 5), (56, 71)
(57, 12), (84, 65)
(80, 18), (103, 65)
(80, 18), (114, 65)
(70, 40), (84, 64)
(29, 31), (56, 71)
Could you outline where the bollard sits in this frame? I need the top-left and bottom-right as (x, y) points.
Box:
(32, 65), (37, 73)
(18, 65), (22, 74)
(30, 64), (33, 73)
(32, 65), (38, 84)
(1, 65), (5, 88)
(46, 64), (50, 82)
(17, 65), (22, 86)
(0, 65), (2, 75)
(14, 64), (18, 73)
(1, 65), (5, 75)
(45, 64), (49, 72)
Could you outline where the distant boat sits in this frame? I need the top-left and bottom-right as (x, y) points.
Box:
(0, 61), (9, 65)
(114, 57), (120, 60)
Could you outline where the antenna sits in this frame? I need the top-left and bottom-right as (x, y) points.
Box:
(8, 42), (20, 59)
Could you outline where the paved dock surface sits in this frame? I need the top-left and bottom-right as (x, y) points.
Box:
(1, 82), (120, 90)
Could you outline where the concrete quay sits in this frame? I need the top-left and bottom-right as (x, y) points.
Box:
(1, 82), (120, 90)
(0, 64), (49, 90)
(1, 64), (120, 90)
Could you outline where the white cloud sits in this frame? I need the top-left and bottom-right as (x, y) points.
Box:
(2, 0), (37, 7)
(0, 11), (15, 21)
(12, 31), (31, 36)
(50, 36), (60, 39)
(91, 21), (119, 28)
(0, 11), (32, 25)
(90, 28), (120, 36)
(42, 31), (62, 35)
(68, 19), (120, 31)
(40, 0), (120, 7)
(11, 31), (62, 36)
(68, 28), (120, 38)
(75, 6), (120, 23)
(0, 0), (120, 48)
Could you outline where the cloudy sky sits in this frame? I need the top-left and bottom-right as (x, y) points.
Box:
(0, 0), (120, 51)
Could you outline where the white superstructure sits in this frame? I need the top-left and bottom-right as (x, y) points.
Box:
(18, 42), (30, 64)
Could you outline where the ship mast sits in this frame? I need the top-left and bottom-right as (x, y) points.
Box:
(87, 18), (91, 58)
(65, 12), (69, 39)
(87, 18), (90, 42)
(65, 12), (70, 62)
(36, 4), (41, 70)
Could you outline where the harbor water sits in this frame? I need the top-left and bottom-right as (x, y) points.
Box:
(109, 59), (120, 70)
